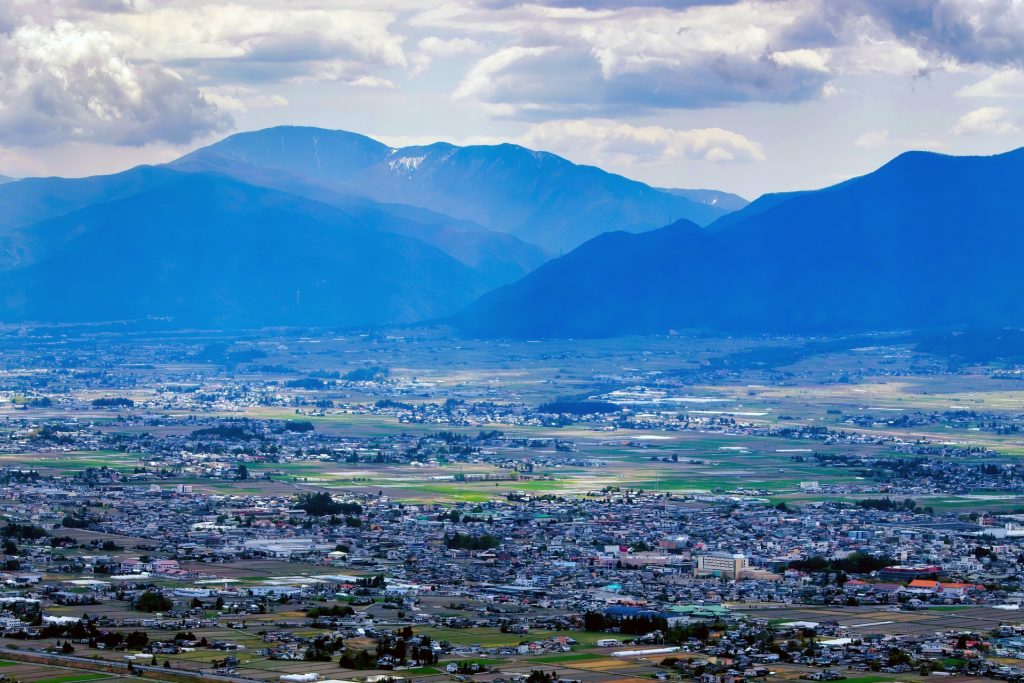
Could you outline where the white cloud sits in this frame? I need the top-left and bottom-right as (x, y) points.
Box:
(853, 128), (946, 150)
(0, 19), (231, 146)
(101, 4), (408, 82)
(854, 129), (892, 149)
(772, 48), (832, 73)
(410, 35), (483, 75)
(348, 75), (397, 89)
(417, 36), (482, 57)
(453, 45), (555, 102)
(951, 106), (1021, 135)
(201, 85), (288, 112)
(519, 119), (766, 165)
(436, 0), (1024, 121)
(957, 69), (1024, 98)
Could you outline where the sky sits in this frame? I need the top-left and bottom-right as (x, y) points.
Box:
(1, 0), (1023, 198)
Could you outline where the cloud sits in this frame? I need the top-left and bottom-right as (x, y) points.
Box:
(854, 130), (892, 149)
(451, 3), (836, 118)
(438, 0), (1024, 120)
(411, 35), (483, 75)
(201, 85), (289, 112)
(850, 0), (1024, 68)
(73, 0), (140, 12)
(454, 45), (555, 98)
(417, 36), (483, 58)
(853, 128), (946, 150)
(476, 0), (743, 9)
(99, 5), (408, 84)
(372, 118), (764, 169)
(957, 69), (1024, 98)
(519, 119), (766, 164)
(951, 106), (1021, 135)
(0, 20), (231, 147)
(348, 75), (397, 88)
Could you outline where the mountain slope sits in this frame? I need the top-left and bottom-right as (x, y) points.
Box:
(176, 126), (734, 252)
(0, 166), (183, 232)
(201, 168), (551, 283)
(0, 174), (490, 327)
(0, 163), (547, 287)
(457, 147), (1024, 338)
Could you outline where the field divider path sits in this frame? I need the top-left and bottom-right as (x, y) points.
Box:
(0, 648), (263, 683)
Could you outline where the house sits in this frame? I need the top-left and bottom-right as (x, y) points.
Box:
(907, 579), (940, 593)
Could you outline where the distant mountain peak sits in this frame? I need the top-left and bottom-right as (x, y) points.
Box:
(0, 123), (747, 332)
(174, 125), (737, 252)
(458, 144), (1024, 338)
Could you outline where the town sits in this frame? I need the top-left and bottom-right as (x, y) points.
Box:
(0, 327), (1020, 683)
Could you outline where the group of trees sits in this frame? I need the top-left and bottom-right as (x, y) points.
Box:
(61, 510), (95, 529)
(856, 497), (919, 512)
(339, 648), (376, 669)
(3, 523), (47, 540)
(375, 628), (437, 667)
(304, 634), (344, 662)
(40, 617), (148, 650)
(788, 551), (894, 575)
(344, 366), (389, 382)
(526, 670), (558, 683)
(335, 626), (432, 671)
(583, 611), (728, 645)
(444, 532), (501, 550)
(134, 590), (173, 612)
(307, 604), (355, 619)
(297, 492), (363, 517)
(582, 610), (668, 635)
(357, 574), (386, 589)
(91, 397), (134, 408)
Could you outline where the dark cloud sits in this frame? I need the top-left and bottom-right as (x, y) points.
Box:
(785, 1), (1024, 68)
(73, 0), (140, 12)
(458, 40), (831, 118)
(859, 0), (1024, 66)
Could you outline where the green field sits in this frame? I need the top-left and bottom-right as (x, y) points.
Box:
(418, 628), (608, 648)
(529, 653), (604, 663)
(34, 674), (111, 683)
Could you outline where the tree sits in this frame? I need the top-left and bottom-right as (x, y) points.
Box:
(125, 631), (149, 649)
(583, 611), (606, 632)
(296, 492), (361, 517)
(339, 649), (375, 669)
(444, 532), (500, 550)
(527, 671), (555, 683)
(134, 590), (173, 613)
(237, 464), (249, 480)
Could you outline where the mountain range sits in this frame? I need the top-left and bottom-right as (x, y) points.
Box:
(0, 173), (496, 327)
(0, 126), (739, 328)
(174, 126), (738, 253)
(457, 147), (1024, 338)
(3, 126), (1021, 337)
